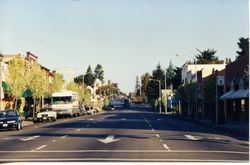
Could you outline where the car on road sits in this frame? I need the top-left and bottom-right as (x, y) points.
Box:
(35, 107), (57, 122)
(0, 109), (23, 131)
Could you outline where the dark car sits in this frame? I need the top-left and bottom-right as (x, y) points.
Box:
(0, 109), (23, 131)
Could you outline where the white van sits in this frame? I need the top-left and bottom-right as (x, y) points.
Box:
(51, 90), (80, 117)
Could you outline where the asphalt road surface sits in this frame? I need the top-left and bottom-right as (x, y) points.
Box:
(0, 104), (249, 162)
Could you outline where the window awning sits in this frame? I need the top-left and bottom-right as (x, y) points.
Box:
(220, 90), (234, 100)
(234, 89), (249, 99)
(220, 89), (249, 100)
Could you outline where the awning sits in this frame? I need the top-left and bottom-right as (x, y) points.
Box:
(234, 89), (249, 99)
(228, 89), (245, 99)
(219, 90), (234, 100)
(220, 89), (249, 100)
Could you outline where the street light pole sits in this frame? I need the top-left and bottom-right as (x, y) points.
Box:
(150, 79), (161, 113)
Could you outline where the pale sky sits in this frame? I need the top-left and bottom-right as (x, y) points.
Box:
(0, 0), (248, 94)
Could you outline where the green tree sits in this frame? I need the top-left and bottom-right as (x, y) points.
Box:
(166, 60), (175, 87)
(84, 65), (95, 86)
(135, 75), (141, 96)
(26, 62), (47, 117)
(74, 75), (84, 85)
(196, 48), (220, 64)
(236, 37), (249, 61)
(48, 73), (64, 95)
(94, 64), (104, 83)
(172, 67), (182, 90)
(141, 73), (151, 102)
(147, 63), (164, 109)
(5, 57), (27, 110)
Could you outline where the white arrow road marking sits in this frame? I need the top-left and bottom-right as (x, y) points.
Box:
(97, 135), (120, 144)
(185, 135), (202, 141)
(19, 135), (40, 142)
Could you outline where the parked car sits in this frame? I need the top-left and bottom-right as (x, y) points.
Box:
(0, 109), (23, 131)
(103, 105), (115, 111)
(35, 107), (57, 122)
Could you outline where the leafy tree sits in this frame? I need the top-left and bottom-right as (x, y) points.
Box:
(5, 57), (27, 109)
(74, 75), (84, 85)
(94, 64), (104, 83)
(195, 48), (220, 64)
(26, 62), (47, 117)
(236, 37), (249, 61)
(84, 65), (95, 86)
(48, 73), (64, 95)
(141, 73), (151, 102)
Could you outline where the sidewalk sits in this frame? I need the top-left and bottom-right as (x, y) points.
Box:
(171, 114), (249, 139)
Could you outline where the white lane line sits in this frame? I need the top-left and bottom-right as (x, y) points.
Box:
(61, 135), (68, 139)
(76, 129), (81, 132)
(185, 135), (202, 141)
(35, 145), (47, 150)
(52, 140), (56, 142)
(163, 144), (171, 151)
(0, 150), (248, 154)
(156, 134), (160, 138)
(19, 135), (41, 141)
(0, 158), (245, 162)
(88, 119), (94, 121)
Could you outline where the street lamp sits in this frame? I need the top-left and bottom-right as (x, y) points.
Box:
(176, 54), (198, 120)
(149, 79), (161, 113)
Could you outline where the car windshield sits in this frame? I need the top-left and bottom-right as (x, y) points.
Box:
(40, 108), (50, 112)
(0, 110), (18, 117)
(52, 96), (72, 104)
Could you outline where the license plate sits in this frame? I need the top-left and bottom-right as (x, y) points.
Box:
(3, 124), (8, 127)
(43, 117), (47, 120)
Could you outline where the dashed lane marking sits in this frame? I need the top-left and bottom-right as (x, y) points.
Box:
(35, 145), (47, 150)
(163, 144), (171, 151)
(76, 129), (81, 132)
(156, 134), (160, 138)
(61, 135), (68, 139)
(52, 140), (56, 143)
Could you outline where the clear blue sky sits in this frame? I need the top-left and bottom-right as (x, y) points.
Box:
(0, 0), (248, 94)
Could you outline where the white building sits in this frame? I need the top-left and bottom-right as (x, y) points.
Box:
(181, 61), (226, 83)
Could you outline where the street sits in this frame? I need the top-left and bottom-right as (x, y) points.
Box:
(0, 104), (248, 162)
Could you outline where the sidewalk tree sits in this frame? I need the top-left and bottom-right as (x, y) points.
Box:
(141, 73), (151, 102)
(26, 62), (47, 117)
(5, 57), (27, 110)
(49, 73), (64, 95)
(94, 64), (104, 83)
(236, 37), (249, 61)
(66, 81), (85, 104)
